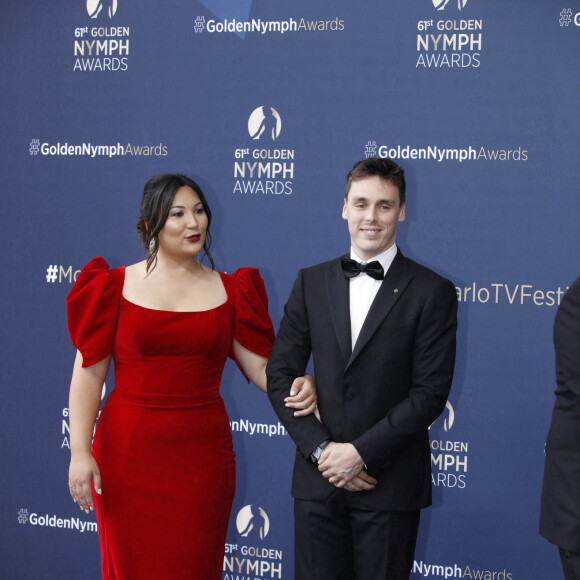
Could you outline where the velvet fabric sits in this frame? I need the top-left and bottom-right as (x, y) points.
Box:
(67, 257), (274, 579)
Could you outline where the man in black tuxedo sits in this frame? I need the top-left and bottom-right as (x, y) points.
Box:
(540, 276), (580, 579)
(266, 157), (457, 579)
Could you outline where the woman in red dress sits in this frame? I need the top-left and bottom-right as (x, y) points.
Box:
(66, 174), (317, 579)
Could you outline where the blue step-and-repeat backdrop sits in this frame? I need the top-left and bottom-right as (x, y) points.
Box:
(2, 1), (580, 578)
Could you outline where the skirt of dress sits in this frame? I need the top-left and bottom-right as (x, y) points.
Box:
(92, 389), (236, 580)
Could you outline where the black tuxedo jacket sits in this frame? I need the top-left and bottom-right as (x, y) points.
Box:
(267, 249), (457, 511)
(540, 276), (580, 552)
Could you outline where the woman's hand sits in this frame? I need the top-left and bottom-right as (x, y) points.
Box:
(231, 341), (320, 419)
(285, 373), (320, 419)
(69, 450), (102, 514)
(68, 351), (108, 513)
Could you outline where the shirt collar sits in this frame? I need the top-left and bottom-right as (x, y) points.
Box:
(350, 244), (398, 274)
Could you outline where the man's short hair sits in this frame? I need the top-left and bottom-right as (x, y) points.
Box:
(345, 157), (406, 205)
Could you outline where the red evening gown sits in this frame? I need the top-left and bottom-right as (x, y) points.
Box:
(67, 257), (274, 579)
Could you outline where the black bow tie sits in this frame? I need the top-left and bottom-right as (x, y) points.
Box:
(341, 257), (384, 281)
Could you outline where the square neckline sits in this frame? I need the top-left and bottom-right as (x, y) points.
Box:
(118, 266), (231, 313)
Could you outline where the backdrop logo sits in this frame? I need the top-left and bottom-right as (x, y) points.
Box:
(30, 141), (125, 157)
(442, 401), (454, 431)
(433, 0), (468, 10)
(225, 504), (283, 578)
(29, 139), (40, 155)
(365, 141), (378, 158)
(44, 264), (80, 284)
(560, 9), (573, 25)
(194, 16), (206, 33)
(456, 281), (569, 307)
(429, 401), (454, 431)
(62, 383), (106, 449)
(248, 106), (282, 141)
(46, 265), (58, 283)
(230, 418), (288, 437)
(17, 509), (98, 533)
(87, 0), (118, 19)
(413, 560), (463, 577)
(416, 1), (482, 68)
(430, 402), (468, 489)
(559, 9), (580, 26)
(73, 2), (128, 72)
(236, 505), (270, 540)
(366, 141), (528, 163)
(233, 106), (294, 196)
(194, 15), (345, 38)
(30, 141), (167, 158)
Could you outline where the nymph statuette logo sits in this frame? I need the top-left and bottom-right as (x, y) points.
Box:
(442, 401), (454, 432)
(236, 505), (270, 540)
(248, 106), (282, 141)
(433, 0), (468, 10)
(233, 106), (294, 195)
(225, 505), (283, 578)
(429, 400), (454, 431)
(87, 0), (118, 19)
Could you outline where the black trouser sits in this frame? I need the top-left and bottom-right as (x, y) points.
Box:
(560, 547), (580, 580)
(294, 490), (420, 580)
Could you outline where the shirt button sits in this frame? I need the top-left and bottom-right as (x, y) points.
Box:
(345, 392), (354, 401)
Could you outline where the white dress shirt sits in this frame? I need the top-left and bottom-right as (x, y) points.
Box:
(348, 244), (398, 350)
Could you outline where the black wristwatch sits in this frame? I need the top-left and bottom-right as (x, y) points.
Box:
(310, 440), (330, 463)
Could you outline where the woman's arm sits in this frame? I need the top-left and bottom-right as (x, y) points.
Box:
(68, 350), (110, 513)
(233, 340), (318, 416)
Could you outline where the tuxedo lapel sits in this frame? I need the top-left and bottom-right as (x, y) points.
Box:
(326, 258), (351, 366)
(346, 251), (412, 371)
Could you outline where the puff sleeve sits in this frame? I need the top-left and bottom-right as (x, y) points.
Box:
(229, 268), (275, 380)
(66, 257), (123, 368)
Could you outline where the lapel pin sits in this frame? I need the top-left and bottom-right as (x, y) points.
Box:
(393, 288), (399, 293)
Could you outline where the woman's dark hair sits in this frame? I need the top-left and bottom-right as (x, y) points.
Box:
(136, 173), (214, 273)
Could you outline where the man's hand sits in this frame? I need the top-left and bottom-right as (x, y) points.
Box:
(343, 470), (377, 492)
(318, 443), (377, 491)
(318, 442), (371, 488)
